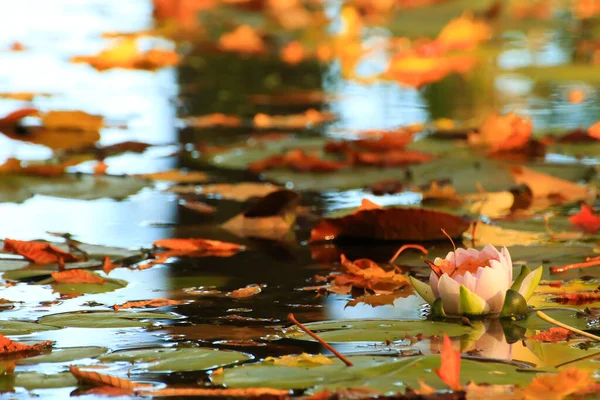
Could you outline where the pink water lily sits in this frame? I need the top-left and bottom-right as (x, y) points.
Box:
(410, 244), (542, 316)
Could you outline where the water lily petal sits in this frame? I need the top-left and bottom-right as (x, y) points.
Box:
(479, 244), (501, 262)
(409, 276), (435, 305)
(429, 271), (440, 298)
(474, 267), (506, 313)
(517, 266), (543, 301)
(438, 273), (461, 315)
(489, 259), (510, 288)
(455, 248), (479, 265)
(501, 246), (513, 283)
(462, 271), (477, 293)
(459, 284), (489, 315)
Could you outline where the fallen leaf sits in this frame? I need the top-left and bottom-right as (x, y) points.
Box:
(51, 270), (107, 284)
(345, 291), (411, 308)
(463, 223), (545, 247)
(529, 328), (573, 343)
(0, 157), (88, 177)
(569, 204), (600, 234)
(357, 198), (382, 212)
(81, 387), (134, 397)
(348, 149), (434, 167)
(248, 150), (347, 173)
(510, 166), (590, 203)
(253, 109), (335, 130)
(0, 335), (51, 355)
(102, 256), (120, 275)
(69, 365), (152, 389)
(229, 285), (262, 299)
(136, 387), (290, 397)
(589, 121), (600, 139)
(436, 13), (491, 51)
(324, 130), (415, 153)
(420, 181), (463, 207)
(310, 204), (470, 242)
(0, 108), (39, 127)
(179, 200), (216, 214)
(41, 111), (103, 132)
(281, 41), (305, 64)
(169, 182), (281, 201)
(93, 161), (108, 175)
(218, 25), (266, 54)
(3, 239), (78, 264)
(139, 169), (209, 183)
(468, 112), (533, 152)
(555, 128), (600, 143)
(185, 113), (242, 128)
(516, 368), (592, 400)
(436, 334), (462, 391)
(154, 238), (243, 255)
(113, 298), (185, 310)
(264, 353), (332, 366)
(552, 292), (600, 305)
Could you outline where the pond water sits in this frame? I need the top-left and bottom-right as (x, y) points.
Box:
(1, 0), (600, 398)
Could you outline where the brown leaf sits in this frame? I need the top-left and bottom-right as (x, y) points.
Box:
(310, 206), (470, 242)
(552, 292), (600, 305)
(345, 291), (411, 308)
(153, 238), (243, 254)
(113, 298), (185, 310)
(516, 368), (592, 400)
(69, 365), (152, 389)
(179, 201), (216, 214)
(248, 150), (347, 174)
(51, 270), (106, 284)
(0, 334), (51, 355)
(348, 149), (434, 167)
(102, 256), (120, 275)
(510, 166), (590, 203)
(3, 239), (78, 264)
(139, 170), (209, 183)
(0, 108), (39, 127)
(529, 328), (573, 343)
(229, 285), (262, 299)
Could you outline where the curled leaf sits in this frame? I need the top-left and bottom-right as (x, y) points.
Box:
(3, 239), (78, 264)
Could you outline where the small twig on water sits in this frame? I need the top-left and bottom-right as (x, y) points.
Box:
(536, 310), (600, 342)
(550, 256), (600, 273)
(287, 313), (353, 367)
(388, 244), (428, 264)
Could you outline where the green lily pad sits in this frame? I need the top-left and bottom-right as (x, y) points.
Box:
(17, 346), (108, 365)
(514, 309), (592, 332)
(214, 355), (535, 392)
(0, 372), (77, 390)
(38, 311), (180, 328)
(283, 319), (473, 343)
(0, 320), (59, 335)
(99, 347), (252, 372)
(51, 277), (128, 295)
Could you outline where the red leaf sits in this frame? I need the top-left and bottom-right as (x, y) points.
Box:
(569, 204), (600, 234)
(530, 328), (573, 342)
(0, 108), (38, 127)
(310, 205), (470, 242)
(435, 334), (462, 391)
(3, 239), (78, 264)
(51, 270), (106, 284)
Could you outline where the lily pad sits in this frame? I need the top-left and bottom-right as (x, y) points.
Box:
(0, 320), (59, 335)
(0, 372), (77, 390)
(17, 347), (108, 365)
(99, 347), (252, 372)
(38, 311), (180, 328)
(215, 355), (535, 392)
(51, 278), (128, 295)
(283, 320), (474, 343)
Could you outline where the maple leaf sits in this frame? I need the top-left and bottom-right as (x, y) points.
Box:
(51, 270), (107, 285)
(113, 298), (184, 310)
(310, 205), (470, 242)
(529, 328), (573, 343)
(435, 334), (462, 391)
(569, 204), (600, 233)
(3, 239), (78, 264)
(0, 334), (51, 355)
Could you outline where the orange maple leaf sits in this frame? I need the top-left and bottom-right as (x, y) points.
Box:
(51, 269), (107, 284)
(569, 204), (600, 234)
(3, 239), (78, 264)
(0, 334), (51, 355)
(435, 334), (462, 391)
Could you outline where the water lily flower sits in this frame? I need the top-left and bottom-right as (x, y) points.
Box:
(410, 244), (542, 316)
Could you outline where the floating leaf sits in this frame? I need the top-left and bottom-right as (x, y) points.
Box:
(264, 354), (332, 367)
(435, 334), (461, 391)
(39, 311), (179, 328)
(17, 347), (108, 365)
(113, 299), (185, 310)
(69, 365), (151, 389)
(51, 269), (106, 284)
(3, 239), (78, 264)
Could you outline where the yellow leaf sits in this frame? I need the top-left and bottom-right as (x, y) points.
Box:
(516, 368), (593, 400)
(264, 353), (333, 367)
(42, 111), (104, 132)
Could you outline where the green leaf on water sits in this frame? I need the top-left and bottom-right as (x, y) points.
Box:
(0, 372), (77, 390)
(99, 347), (252, 372)
(283, 319), (473, 343)
(38, 311), (180, 328)
(17, 347), (108, 365)
(0, 320), (59, 335)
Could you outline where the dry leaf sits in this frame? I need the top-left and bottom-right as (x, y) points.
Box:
(41, 111), (103, 132)
(589, 121), (600, 139)
(3, 239), (78, 264)
(140, 170), (209, 183)
(229, 285), (262, 299)
(253, 109), (335, 130)
(569, 204), (600, 234)
(552, 292), (600, 305)
(310, 204), (470, 242)
(0, 108), (39, 127)
(510, 166), (590, 203)
(281, 41), (305, 64)
(102, 256), (120, 275)
(516, 368), (592, 400)
(468, 112), (532, 152)
(436, 334), (462, 391)
(264, 353), (332, 366)
(179, 200), (216, 214)
(529, 328), (573, 343)
(154, 238), (243, 254)
(169, 182), (281, 201)
(186, 113), (242, 128)
(69, 365), (152, 389)
(248, 150), (347, 173)
(0, 335), (51, 355)
(113, 298), (184, 310)
(218, 25), (266, 54)
(51, 270), (106, 284)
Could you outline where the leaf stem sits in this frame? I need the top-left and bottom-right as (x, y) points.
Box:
(388, 244), (428, 264)
(536, 310), (600, 341)
(287, 313), (353, 367)
(550, 256), (600, 273)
